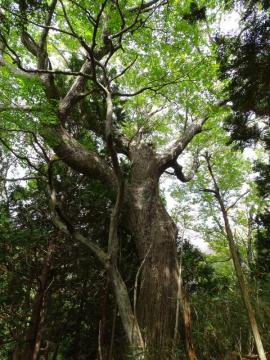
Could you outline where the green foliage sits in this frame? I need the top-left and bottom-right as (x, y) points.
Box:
(217, 1), (270, 282)
(0, 0), (269, 358)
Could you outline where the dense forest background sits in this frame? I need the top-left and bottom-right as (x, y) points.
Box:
(0, 0), (269, 359)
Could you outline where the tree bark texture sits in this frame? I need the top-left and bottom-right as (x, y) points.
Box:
(126, 144), (179, 356)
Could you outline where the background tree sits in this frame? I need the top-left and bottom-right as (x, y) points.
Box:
(217, 0), (270, 281)
(170, 127), (270, 358)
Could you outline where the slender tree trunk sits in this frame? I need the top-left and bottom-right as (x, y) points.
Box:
(72, 281), (87, 360)
(177, 257), (197, 360)
(19, 237), (56, 360)
(98, 279), (110, 360)
(220, 205), (266, 360)
(180, 284), (197, 360)
(206, 156), (267, 360)
(108, 306), (117, 360)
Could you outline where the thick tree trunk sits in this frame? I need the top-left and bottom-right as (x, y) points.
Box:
(127, 144), (179, 357)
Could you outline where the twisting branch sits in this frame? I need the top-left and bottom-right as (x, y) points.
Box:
(158, 98), (227, 172)
(158, 117), (209, 173)
(167, 154), (200, 183)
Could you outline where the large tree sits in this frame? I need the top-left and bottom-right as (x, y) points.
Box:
(0, 0), (222, 356)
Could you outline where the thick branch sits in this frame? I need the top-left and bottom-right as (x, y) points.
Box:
(3, 3), (118, 189)
(44, 125), (116, 188)
(53, 216), (108, 265)
(58, 59), (92, 119)
(158, 119), (207, 171)
(173, 162), (193, 183)
(59, 43), (110, 119)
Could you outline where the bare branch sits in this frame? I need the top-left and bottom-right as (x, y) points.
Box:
(3, 61), (93, 78)
(0, 137), (45, 175)
(226, 190), (250, 211)
(128, 0), (166, 12)
(200, 188), (218, 195)
(45, 125), (116, 187)
(113, 75), (188, 97)
(111, 56), (138, 82)
(0, 176), (42, 182)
